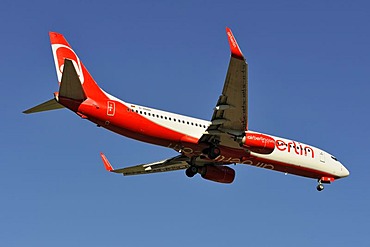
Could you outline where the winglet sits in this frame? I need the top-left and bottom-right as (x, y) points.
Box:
(100, 153), (114, 171)
(226, 27), (244, 60)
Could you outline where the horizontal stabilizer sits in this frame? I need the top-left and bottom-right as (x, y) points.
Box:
(59, 59), (86, 100)
(23, 98), (64, 114)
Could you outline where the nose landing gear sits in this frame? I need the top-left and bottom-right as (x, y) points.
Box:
(316, 177), (335, 191)
(317, 183), (324, 191)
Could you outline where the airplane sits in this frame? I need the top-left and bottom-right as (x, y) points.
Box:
(24, 28), (350, 191)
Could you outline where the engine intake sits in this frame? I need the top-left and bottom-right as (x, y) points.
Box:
(240, 132), (275, 154)
(199, 165), (235, 184)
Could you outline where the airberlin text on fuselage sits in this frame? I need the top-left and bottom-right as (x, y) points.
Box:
(275, 139), (315, 158)
(174, 138), (315, 159)
(169, 138), (314, 164)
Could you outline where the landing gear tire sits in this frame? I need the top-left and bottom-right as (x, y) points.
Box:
(208, 146), (221, 159)
(185, 166), (198, 178)
(316, 184), (324, 191)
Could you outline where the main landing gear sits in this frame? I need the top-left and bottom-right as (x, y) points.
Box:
(203, 146), (221, 160)
(185, 166), (198, 177)
(186, 145), (221, 178)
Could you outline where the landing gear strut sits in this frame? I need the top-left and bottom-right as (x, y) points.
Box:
(316, 177), (334, 191)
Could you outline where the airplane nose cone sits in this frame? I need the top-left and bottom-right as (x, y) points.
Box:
(341, 165), (350, 178)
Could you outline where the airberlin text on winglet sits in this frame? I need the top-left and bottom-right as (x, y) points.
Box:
(226, 27), (244, 60)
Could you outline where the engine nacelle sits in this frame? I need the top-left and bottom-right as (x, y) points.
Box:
(241, 132), (275, 154)
(200, 165), (235, 184)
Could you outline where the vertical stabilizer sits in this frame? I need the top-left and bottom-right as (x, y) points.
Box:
(49, 32), (108, 101)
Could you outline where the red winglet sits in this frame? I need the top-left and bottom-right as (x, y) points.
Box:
(100, 152), (114, 171)
(226, 27), (244, 60)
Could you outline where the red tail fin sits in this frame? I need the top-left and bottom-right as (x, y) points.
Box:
(49, 32), (108, 101)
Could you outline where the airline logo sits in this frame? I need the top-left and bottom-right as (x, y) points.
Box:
(276, 139), (315, 158)
(51, 44), (84, 84)
(107, 101), (115, 116)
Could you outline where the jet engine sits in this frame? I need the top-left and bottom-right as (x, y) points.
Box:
(240, 132), (275, 154)
(199, 165), (235, 184)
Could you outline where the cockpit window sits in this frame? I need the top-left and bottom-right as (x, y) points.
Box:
(331, 156), (338, 161)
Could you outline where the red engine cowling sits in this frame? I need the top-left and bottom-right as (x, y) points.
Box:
(241, 132), (275, 154)
(200, 166), (235, 184)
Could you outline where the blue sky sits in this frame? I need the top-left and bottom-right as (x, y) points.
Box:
(1, 0), (369, 246)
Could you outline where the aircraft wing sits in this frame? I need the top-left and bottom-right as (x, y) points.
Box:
(199, 28), (248, 148)
(100, 153), (191, 176)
